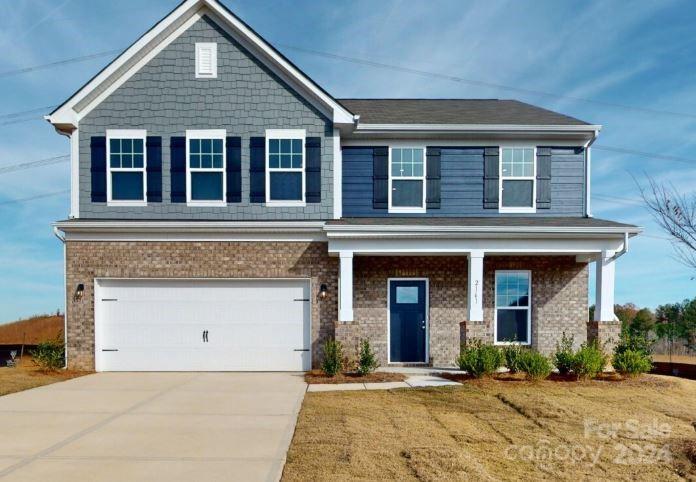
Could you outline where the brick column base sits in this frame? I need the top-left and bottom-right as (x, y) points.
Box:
(587, 320), (621, 354)
(460, 320), (493, 346)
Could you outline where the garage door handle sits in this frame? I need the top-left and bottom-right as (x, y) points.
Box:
(294, 349), (309, 352)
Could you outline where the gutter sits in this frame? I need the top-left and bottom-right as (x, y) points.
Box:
(353, 123), (603, 134)
(611, 232), (630, 260)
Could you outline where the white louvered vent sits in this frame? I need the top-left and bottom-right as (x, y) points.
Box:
(195, 43), (217, 78)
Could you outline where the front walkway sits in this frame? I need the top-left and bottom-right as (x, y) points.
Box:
(0, 372), (306, 482)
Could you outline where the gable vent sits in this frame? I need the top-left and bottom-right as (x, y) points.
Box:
(195, 42), (217, 78)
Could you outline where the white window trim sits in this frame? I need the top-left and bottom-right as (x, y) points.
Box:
(493, 270), (532, 345)
(186, 129), (227, 207)
(499, 145), (537, 214)
(265, 128), (306, 207)
(388, 146), (427, 214)
(195, 42), (217, 79)
(106, 129), (147, 207)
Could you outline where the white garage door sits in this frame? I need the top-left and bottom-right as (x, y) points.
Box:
(95, 279), (311, 372)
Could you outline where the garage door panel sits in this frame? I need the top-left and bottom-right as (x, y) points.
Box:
(96, 279), (310, 372)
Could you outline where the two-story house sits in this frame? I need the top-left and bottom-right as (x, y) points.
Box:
(48, 0), (640, 372)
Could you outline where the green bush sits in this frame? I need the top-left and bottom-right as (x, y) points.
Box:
(518, 350), (553, 380)
(614, 332), (652, 357)
(356, 339), (379, 376)
(321, 339), (343, 377)
(456, 339), (504, 378)
(502, 343), (526, 373)
(571, 340), (608, 379)
(612, 349), (652, 376)
(553, 332), (575, 376)
(31, 338), (65, 371)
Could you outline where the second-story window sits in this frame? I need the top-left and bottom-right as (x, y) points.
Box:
(500, 147), (536, 212)
(389, 147), (426, 212)
(266, 129), (305, 205)
(107, 129), (147, 205)
(186, 130), (226, 205)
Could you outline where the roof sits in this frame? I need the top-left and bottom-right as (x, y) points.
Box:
(337, 99), (590, 126)
(327, 217), (638, 230)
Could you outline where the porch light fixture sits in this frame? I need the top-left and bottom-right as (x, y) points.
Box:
(74, 283), (84, 302)
(319, 284), (328, 300)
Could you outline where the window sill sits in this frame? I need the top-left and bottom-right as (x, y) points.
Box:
(494, 341), (531, 346)
(187, 201), (227, 207)
(107, 201), (147, 207)
(498, 207), (536, 214)
(388, 207), (426, 214)
(265, 200), (306, 208)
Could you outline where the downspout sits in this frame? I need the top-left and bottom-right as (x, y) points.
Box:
(584, 129), (599, 218)
(611, 232), (629, 261)
(53, 226), (68, 369)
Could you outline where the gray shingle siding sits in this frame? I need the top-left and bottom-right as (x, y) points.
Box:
(79, 15), (333, 220)
(342, 146), (586, 217)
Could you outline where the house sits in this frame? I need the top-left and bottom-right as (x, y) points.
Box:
(48, 0), (640, 372)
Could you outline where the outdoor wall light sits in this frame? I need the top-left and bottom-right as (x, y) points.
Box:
(319, 283), (328, 299)
(74, 283), (85, 302)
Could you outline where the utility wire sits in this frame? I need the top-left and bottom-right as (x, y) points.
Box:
(0, 189), (69, 206)
(0, 155), (70, 175)
(0, 49), (122, 79)
(593, 145), (694, 165)
(0, 105), (58, 120)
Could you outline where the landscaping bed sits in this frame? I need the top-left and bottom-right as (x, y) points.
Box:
(304, 370), (406, 384)
(283, 375), (696, 480)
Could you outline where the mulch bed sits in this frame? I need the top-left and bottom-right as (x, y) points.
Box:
(439, 370), (672, 386)
(304, 370), (407, 384)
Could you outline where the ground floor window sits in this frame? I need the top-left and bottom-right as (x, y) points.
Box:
(495, 270), (531, 344)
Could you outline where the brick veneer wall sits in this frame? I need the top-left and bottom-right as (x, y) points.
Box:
(65, 241), (337, 370)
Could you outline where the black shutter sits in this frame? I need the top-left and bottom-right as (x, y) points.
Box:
(249, 137), (265, 203)
(146, 136), (162, 203)
(426, 147), (441, 209)
(372, 147), (388, 209)
(90, 136), (107, 202)
(483, 147), (499, 209)
(305, 137), (321, 203)
(170, 136), (186, 203)
(226, 137), (242, 203)
(536, 147), (552, 209)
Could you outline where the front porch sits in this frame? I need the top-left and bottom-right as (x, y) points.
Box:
(326, 218), (638, 367)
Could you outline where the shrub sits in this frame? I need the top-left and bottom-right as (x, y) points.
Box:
(571, 340), (608, 379)
(518, 350), (553, 381)
(612, 349), (652, 377)
(356, 339), (379, 376)
(502, 343), (526, 373)
(456, 339), (504, 378)
(321, 339), (343, 377)
(553, 332), (575, 376)
(31, 338), (65, 371)
(614, 332), (652, 357)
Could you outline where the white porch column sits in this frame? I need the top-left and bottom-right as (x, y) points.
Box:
(467, 250), (484, 322)
(594, 250), (616, 321)
(338, 251), (354, 322)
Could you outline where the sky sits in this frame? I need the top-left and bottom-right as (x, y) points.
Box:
(0, 0), (695, 323)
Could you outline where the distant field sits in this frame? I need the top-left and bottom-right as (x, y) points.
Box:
(0, 315), (63, 345)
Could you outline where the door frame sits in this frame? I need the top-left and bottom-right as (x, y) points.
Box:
(93, 277), (312, 372)
(386, 277), (429, 364)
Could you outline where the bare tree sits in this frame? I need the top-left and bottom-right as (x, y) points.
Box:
(638, 175), (696, 270)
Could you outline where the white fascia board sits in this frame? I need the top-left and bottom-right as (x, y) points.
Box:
(47, 0), (353, 128)
(324, 224), (642, 238)
(354, 124), (603, 133)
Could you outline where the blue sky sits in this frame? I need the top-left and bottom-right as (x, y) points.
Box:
(0, 0), (695, 323)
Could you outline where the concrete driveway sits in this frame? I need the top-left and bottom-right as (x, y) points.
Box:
(0, 372), (306, 482)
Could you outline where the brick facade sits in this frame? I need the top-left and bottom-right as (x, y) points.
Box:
(65, 241), (337, 370)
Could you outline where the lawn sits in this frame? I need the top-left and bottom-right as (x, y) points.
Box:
(0, 362), (86, 397)
(283, 375), (696, 480)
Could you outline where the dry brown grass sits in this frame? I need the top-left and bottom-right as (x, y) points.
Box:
(0, 361), (87, 397)
(305, 370), (407, 384)
(0, 315), (63, 345)
(283, 375), (696, 481)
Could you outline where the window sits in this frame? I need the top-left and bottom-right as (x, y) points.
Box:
(389, 147), (426, 212)
(495, 271), (531, 344)
(106, 129), (147, 205)
(186, 130), (226, 205)
(266, 129), (305, 205)
(500, 147), (536, 212)
(195, 43), (217, 78)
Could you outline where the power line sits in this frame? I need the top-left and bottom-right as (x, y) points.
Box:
(0, 105), (58, 120)
(0, 49), (122, 79)
(0, 155), (70, 175)
(593, 145), (694, 165)
(0, 189), (69, 206)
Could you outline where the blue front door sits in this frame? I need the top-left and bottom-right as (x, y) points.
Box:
(389, 280), (427, 363)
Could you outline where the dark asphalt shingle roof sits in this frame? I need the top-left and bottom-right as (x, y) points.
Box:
(337, 99), (590, 126)
(327, 217), (638, 229)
